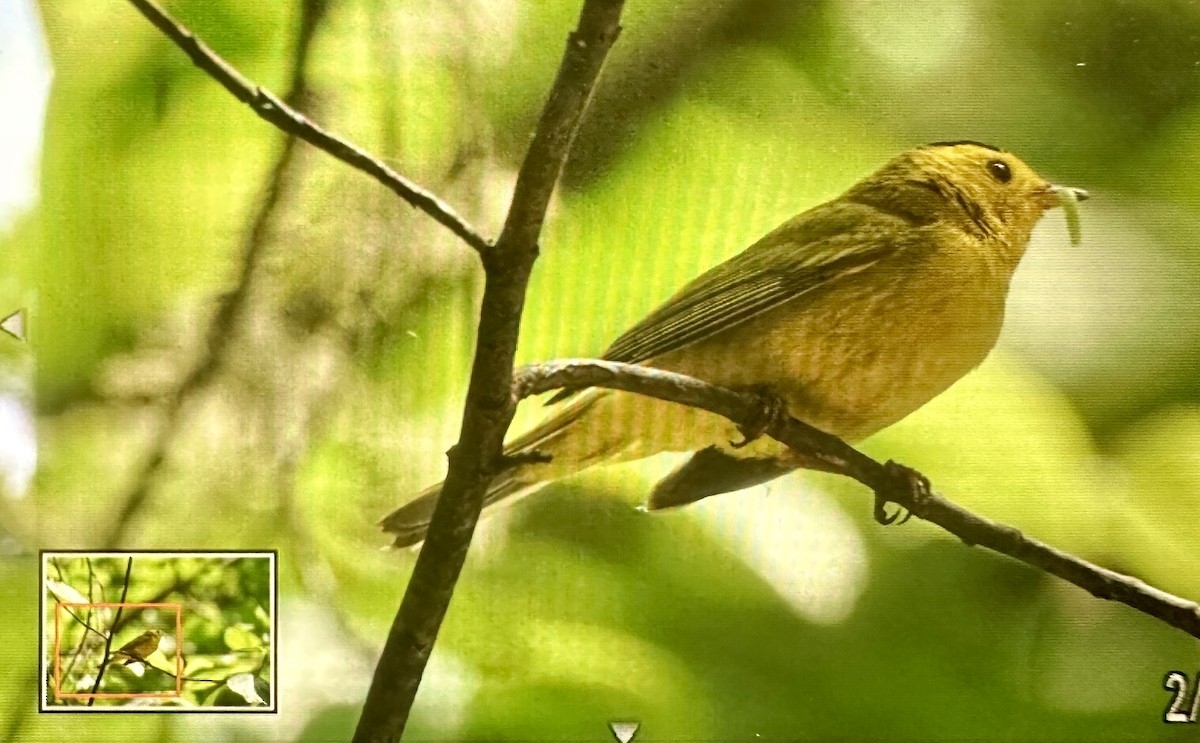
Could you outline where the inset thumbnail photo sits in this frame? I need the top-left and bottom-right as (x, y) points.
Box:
(40, 551), (276, 711)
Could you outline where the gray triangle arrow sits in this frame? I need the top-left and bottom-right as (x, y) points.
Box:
(608, 721), (639, 743)
(0, 310), (24, 341)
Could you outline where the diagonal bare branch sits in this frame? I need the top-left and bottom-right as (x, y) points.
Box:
(125, 0), (492, 254)
(513, 358), (1200, 642)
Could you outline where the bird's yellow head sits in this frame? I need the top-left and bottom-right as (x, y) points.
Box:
(846, 141), (1087, 257)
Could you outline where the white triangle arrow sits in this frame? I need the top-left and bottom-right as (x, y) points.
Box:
(0, 310), (24, 341)
(608, 721), (640, 743)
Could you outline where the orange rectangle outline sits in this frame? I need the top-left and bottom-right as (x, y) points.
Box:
(53, 602), (184, 700)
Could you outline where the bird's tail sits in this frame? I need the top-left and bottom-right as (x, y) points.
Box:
(379, 473), (537, 548)
(379, 392), (601, 548)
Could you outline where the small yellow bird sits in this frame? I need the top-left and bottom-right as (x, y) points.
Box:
(112, 629), (163, 666)
(381, 142), (1088, 547)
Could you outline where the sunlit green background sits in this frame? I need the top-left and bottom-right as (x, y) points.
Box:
(2, 0), (1199, 740)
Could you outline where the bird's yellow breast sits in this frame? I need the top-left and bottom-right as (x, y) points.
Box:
(659, 233), (1016, 444)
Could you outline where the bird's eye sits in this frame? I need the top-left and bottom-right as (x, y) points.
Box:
(986, 159), (1012, 184)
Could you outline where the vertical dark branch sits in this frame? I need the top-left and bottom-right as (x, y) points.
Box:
(86, 557), (134, 706)
(351, 2), (626, 741)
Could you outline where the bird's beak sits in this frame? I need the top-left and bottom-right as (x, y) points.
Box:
(1049, 184), (1090, 204)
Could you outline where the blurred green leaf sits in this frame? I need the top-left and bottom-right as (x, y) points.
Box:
(223, 624), (263, 651)
(44, 578), (88, 605)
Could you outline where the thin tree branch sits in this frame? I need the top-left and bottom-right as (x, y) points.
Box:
(137, 663), (224, 685)
(61, 559), (103, 687)
(125, 0), (491, 255)
(58, 606), (106, 643)
(86, 557), (134, 706)
(511, 358), (1200, 641)
(352, 2), (626, 741)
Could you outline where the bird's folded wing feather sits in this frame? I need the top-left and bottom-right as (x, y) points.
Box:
(603, 202), (912, 365)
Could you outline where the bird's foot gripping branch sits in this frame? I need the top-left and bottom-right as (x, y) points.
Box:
(875, 461), (930, 526)
(729, 386), (791, 449)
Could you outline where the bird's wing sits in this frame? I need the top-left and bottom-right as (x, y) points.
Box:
(117, 631), (158, 656)
(601, 200), (913, 365)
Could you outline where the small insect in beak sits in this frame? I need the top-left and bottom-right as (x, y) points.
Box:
(1048, 185), (1088, 246)
(1050, 184), (1089, 202)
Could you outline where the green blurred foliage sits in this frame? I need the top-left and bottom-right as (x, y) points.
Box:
(19, 0), (297, 405)
(3, 0), (1199, 741)
(41, 555), (272, 708)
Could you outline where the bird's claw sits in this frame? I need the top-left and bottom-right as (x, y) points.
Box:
(874, 460), (929, 526)
(873, 493), (908, 525)
(730, 387), (788, 449)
